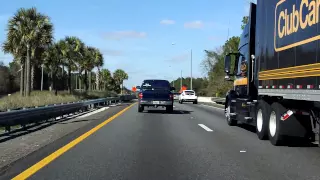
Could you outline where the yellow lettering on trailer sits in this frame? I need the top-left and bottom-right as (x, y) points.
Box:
(275, 0), (320, 52)
(277, 0), (319, 39)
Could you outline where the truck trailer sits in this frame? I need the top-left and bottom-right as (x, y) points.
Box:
(224, 0), (320, 146)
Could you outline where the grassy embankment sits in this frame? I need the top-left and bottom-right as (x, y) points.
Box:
(0, 90), (118, 111)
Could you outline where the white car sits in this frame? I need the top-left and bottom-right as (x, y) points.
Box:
(173, 92), (180, 100)
(179, 90), (198, 104)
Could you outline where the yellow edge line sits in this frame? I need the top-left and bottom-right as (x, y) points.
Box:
(12, 103), (136, 180)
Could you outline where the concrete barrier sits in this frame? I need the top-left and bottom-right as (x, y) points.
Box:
(198, 97), (226, 104)
(197, 97), (214, 103)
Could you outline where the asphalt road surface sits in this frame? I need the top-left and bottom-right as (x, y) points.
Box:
(2, 102), (320, 180)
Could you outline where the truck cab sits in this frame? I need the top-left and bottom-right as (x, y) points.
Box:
(224, 3), (257, 126)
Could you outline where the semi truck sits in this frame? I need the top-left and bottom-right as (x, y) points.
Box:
(223, 0), (320, 146)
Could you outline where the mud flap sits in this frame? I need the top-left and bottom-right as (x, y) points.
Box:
(278, 104), (309, 139)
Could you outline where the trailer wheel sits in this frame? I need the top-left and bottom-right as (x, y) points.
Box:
(256, 100), (270, 140)
(268, 102), (286, 146)
(225, 99), (237, 126)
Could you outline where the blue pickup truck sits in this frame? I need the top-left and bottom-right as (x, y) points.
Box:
(137, 79), (175, 113)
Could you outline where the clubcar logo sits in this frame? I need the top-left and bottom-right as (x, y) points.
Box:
(275, 0), (320, 52)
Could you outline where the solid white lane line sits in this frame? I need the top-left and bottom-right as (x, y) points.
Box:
(201, 104), (224, 110)
(198, 124), (213, 132)
(76, 107), (110, 118)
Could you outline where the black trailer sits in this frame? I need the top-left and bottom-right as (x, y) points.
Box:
(224, 0), (320, 146)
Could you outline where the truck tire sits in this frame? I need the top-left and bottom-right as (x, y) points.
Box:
(166, 105), (173, 113)
(256, 100), (271, 140)
(193, 100), (198, 104)
(268, 102), (286, 146)
(226, 99), (237, 126)
(138, 105), (144, 113)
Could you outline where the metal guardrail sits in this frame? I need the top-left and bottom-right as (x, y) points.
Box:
(0, 95), (136, 131)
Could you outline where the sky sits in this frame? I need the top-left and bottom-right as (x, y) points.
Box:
(0, 0), (251, 88)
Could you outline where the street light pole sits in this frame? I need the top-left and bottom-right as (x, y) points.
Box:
(190, 49), (193, 90)
(41, 64), (44, 91)
(171, 43), (192, 90)
(180, 70), (182, 89)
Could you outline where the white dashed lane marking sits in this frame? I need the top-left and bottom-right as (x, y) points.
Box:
(198, 124), (213, 132)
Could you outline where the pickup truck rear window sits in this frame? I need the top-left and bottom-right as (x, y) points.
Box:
(141, 80), (170, 90)
(185, 91), (195, 94)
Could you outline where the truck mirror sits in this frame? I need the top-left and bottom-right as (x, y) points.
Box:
(170, 87), (176, 91)
(224, 55), (231, 74)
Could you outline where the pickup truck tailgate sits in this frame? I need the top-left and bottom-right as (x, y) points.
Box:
(142, 90), (171, 100)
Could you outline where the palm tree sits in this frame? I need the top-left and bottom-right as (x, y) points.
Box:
(43, 43), (62, 95)
(92, 48), (104, 91)
(4, 7), (53, 96)
(101, 68), (112, 90)
(90, 71), (96, 90)
(2, 41), (27, 96)
(79, 46), (95, 91)
(59, 36), (84, 93)
(113, 69), (129, 95)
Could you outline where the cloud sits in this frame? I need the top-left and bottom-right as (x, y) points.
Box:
(184, 21), (204, 29)
(167, 53), (190, 63)
(102, 49), (124, 56)
(160, 19), (175, 25)
(132, 46), (148, 51)
(103, 31), (147, 40)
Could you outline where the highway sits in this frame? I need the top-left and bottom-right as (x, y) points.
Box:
(1, 102), (320, 180)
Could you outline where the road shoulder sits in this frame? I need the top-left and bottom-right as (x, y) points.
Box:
(0, 103), (132, 179)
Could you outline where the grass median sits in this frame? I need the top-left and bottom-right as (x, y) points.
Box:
(0, 90), (118, 112)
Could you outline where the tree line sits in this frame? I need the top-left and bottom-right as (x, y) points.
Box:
(1, 7), (129, 96)
(171, 16), (249, 97)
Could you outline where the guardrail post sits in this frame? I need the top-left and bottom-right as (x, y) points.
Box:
(5, 126), (10, 132)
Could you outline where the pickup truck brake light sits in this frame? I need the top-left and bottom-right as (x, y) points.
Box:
(138, 92), (143, 99)
(169, 94), (173, 100)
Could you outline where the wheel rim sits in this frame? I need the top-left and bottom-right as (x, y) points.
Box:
(257, 109), (263, 132)
(269, 111), (277, 137)
(225, 105), (231, 121)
